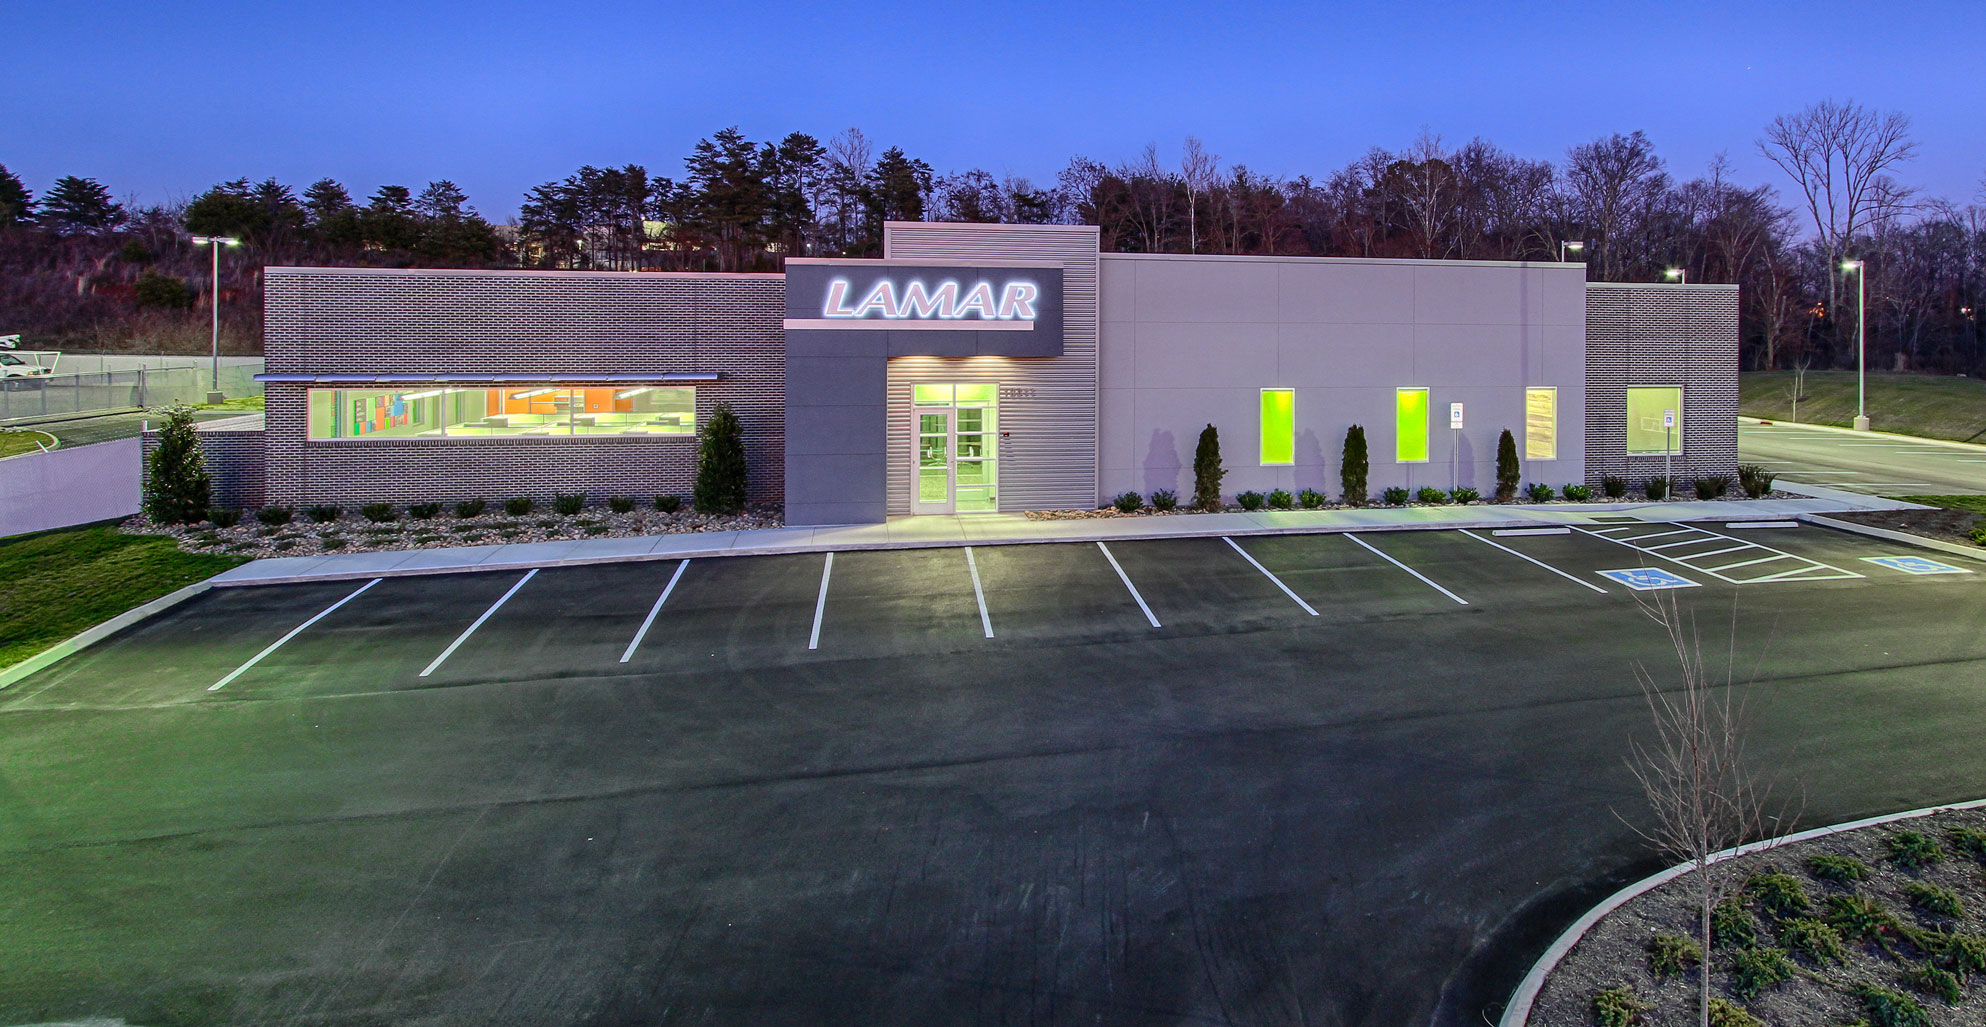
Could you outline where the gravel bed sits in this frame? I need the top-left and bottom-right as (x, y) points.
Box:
(1528, 806), (1986, 1026)
(122, 505), (784, 558)
(1025, 491), (1801, 520)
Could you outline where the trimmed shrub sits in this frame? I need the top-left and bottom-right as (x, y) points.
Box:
(1746, 872), (1812, 919)
(1855, 983), (1929, 1027)
(1193, 424), (1225, 511)
(1562, 483), (1592, 501)
(1909, 963), (1961, 1004)
(143, 404), (212, 524)
(695, 402), (749, 515)
(1826, 893), (1897, 941)
(453, 498), (486, 518)
(654, 494), (682, 514)
(255, 505), (294, 526)
(305, 504), (341, 523)
(1298, 488), (1326, 509)
(1644, 475), (1669, 501)
(1933, 930), (1986, 971)
(322, 537), (348, 550)
(1266, 489), (1294, 510)
(1972, 524), (1986, 546)
(207, 508), (242, 528)
(408, 502), (441, 520)
(553, 493), (586, 515)
(1712, 897), (1758, 949)
(1341, 424), (1369, 506)
(1112, 491), (1143, 513)
(1495, 428), (1519, 502)
(504, 497), (534, 516)
(360, 502), (397, 523)
(1416, 486), (1448, 505)
(1382, 486), (1410, 505)
(1646, 933), (1700, 979)
(1707, 999), (1763, 1027)
(1150, 488), (1178, 512)
(1950, 826), (1986, 860)
(1779, 917), (1845, 964)
(1236, 490), (1265, 511)
(1693, 474), (1733, 499)
(1729, 945), (1794, 999)
(1808, 853), (1871, 883)
(608, 496), (636, 513)
(1738, 463), (1776, 499)
(1450, 486), (1479, 505)
(1591, 985), (1650, 1027)
(1906, 881), (1963, 918)
(1600, 474), (1627, 499)
(1887, 830), (1945, 870)
(1525, 482), (1553, 502)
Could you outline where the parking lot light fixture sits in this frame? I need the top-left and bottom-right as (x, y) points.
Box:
(190, 235), (240, 402)
(1663, 267), (1686, 286)
(1559, 241), (1585, 262)
(1842, 259), (1868, 430)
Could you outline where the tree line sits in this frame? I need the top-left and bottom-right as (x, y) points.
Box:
(2, 99), (1981, 374)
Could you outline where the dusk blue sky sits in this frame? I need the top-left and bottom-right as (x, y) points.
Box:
(6, 0), (1982, 228)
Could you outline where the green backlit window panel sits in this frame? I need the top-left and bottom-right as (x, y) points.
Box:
(1260, 389), (1294, 465)
(1396, 388), (1429, 462)
(1626, 387), (1684, 455)
(1525, 388), (1557, 460)
(913, 384), (953, 406)
(955, 383), (997, 406)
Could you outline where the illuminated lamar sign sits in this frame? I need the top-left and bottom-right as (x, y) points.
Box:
(822, 277), (1039, 323)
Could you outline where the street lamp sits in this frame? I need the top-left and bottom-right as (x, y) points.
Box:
(190, 235), (239, 402)
(1842, 259), (1868, 430)
(1559, 241), (1585, 263)
(1663, 267), (1687, 286)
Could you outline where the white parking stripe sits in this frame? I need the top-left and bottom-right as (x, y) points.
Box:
(1622, 528), (1698, 542)
(209, 578), (382, 691)
(620, 560), (690, 663)
(1344, 534), (1469, 605)
(1457, 530), (1607, 593)
(1646, 536), (1721, 551)
(1492, 527), (1571, 536)
(1223, 537), (1319, 615)
(1686, 545), (1754, 560)
(808, 553), (833, 650)
(1096, 542), (1161, 627)
(420, 569), (537, 678)
(965, 547), (994, 638)
(1706, 553), (1793, 573)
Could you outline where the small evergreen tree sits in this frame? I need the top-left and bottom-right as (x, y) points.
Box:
(694, 402), (748, 514)
(144, 404), (212, 524)
(1496, 428), (1521, 502)
(1340, 425), (1369, 505)
(1192, 424), (1225, 510)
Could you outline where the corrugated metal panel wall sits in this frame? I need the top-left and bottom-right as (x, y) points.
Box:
(1583, 283), (1741, 485)
(882, 224), (1101, 514)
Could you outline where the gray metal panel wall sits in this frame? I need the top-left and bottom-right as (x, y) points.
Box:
(262, 268), (784, 507)
(1583, 284), (1740, 486)
(880, 224), (1101, 514)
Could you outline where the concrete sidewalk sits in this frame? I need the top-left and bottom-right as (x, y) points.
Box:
(206, 483), (1922, 587)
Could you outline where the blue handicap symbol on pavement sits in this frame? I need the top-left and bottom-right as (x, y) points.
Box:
(1597, 568), (1701, 591)
(1862, 556), (1974, 576)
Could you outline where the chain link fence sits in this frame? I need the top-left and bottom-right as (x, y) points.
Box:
(0, 365), (263, 422)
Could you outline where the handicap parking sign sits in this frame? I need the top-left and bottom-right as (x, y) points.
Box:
(1862, 556), (1974, 576)
(1598, 568), (1701, 591)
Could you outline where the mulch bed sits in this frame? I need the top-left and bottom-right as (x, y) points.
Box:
(122, 505), (783, 558)
(1832, 508), (1986, 549)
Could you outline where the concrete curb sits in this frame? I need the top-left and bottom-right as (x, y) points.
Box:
(1796, 513), (1986, 563)
(0, 579), (216, 690)
(1742, 415), (1986, 454)
(1499, 797), (1986, 1027)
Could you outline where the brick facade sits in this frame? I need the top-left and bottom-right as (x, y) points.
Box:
(1583, 283), (1741, 486)
(262, 269), (784, 507)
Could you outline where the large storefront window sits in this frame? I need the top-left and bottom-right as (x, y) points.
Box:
(1625, 386), (1683, 455)
(1525, 387), (1557, 460)
(305, 386), (695, 440)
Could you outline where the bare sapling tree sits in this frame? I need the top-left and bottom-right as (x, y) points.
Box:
(1789, 356), (1811, 423)
(1620, 591), (1786, 1027)
(1179, 136), (1219, 254)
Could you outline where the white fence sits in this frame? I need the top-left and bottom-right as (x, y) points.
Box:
(0, 438), (141, 537)
(0, 365), (262, 422)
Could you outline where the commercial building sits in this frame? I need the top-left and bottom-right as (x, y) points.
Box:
(240, 222), (1737, 524)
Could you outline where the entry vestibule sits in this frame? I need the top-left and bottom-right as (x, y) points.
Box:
(910, 383), (999, 514)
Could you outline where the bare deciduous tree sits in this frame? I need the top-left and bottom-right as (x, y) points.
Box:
(1179, 136), (1219, 254)
(1758, 99), (1917, 313)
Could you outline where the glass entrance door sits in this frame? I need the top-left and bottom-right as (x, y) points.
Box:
(909, 384), (999, 514)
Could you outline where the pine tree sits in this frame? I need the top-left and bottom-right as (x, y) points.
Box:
(694, 403), (748, 514)
(144, 404), (212, 524)
(1496, 428), (1521, 502)
(40, 175), (124, 235)
(1340, 425), (1369, 505)
(1192, 424), (1225, 511)
(0, 165), (33, 227)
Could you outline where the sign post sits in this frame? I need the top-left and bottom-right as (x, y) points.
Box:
(1449, 402), (1464, 491)
(1663, 408), (1676, 489)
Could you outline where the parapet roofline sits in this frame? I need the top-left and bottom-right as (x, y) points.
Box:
(256, 373), (722, 383)
(1099, 252), (1587, 270)
(263, 267), (782, 280)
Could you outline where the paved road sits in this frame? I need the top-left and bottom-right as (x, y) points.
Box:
(4, 525), (1985, 1026)
(1740, 420), (1986, 496)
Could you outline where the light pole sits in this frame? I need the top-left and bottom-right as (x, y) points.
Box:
(1842, 259), (1868, 430)
(1559, 241), (1585, 263)
(1663, 267), (1687, 286)
(190, 235), (239, 403)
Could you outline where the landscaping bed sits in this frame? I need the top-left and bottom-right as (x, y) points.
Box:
(1832, 497), (1986, 549)
(1526, 806), (1986, 1027)
(122, 499), (782, 559)
(1028, 478), (1798, 520)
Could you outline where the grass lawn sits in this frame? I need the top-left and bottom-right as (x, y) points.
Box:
(0, 524), (247, 669)
(1741, 370), (1986, 441)
(1899, 494), (1986, 514)
(0, 429), (58, 458)
(192, 394), (264, 412)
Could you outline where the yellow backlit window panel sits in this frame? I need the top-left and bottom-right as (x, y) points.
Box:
(1525, 388), (1557, 460)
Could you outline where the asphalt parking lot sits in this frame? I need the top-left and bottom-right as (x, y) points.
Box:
(5, 524), (1986, 1025)
(1740, 420), (1986, 495)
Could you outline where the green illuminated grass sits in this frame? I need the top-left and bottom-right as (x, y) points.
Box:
(0, 429), (58, 458)
(1898, 495), (1986, 514)
(192, 394), (265, 412)
(0, 525), (247, 668)
(1741, 371), (1986, 442)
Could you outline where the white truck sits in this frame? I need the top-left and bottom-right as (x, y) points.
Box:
(0, 336), (59, 389)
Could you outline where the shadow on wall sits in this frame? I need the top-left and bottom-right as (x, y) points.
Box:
(1296, 429), (1327, 491)
(1143, 430), (1180, 497)
(1455, 434), (1478, 489)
